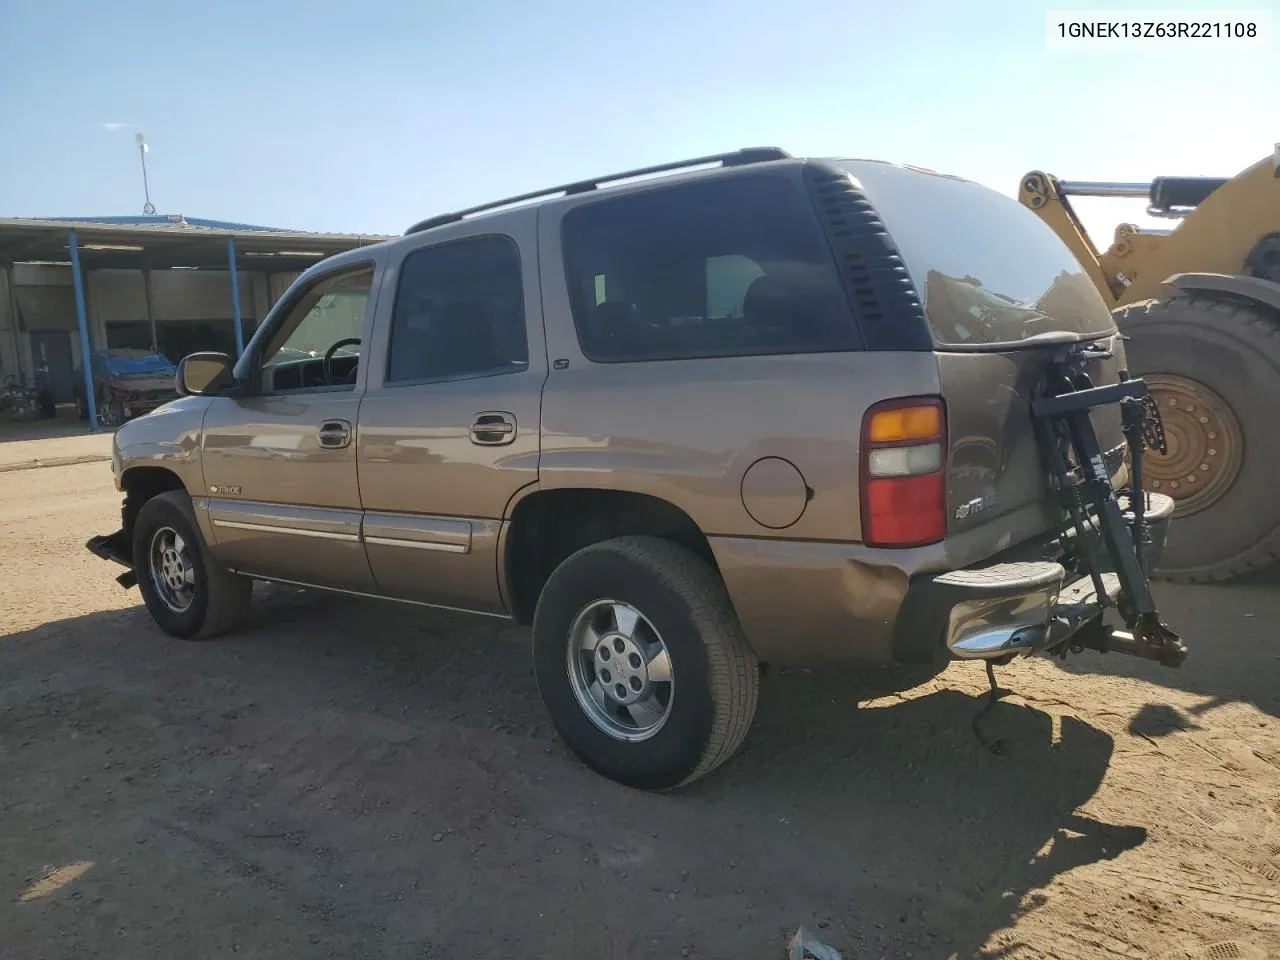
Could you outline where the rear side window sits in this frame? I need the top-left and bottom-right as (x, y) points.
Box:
(387, 235), (529, 384)
(561, 175), (860, 362)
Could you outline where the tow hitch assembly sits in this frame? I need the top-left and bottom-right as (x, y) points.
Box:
(1031, 339), (1187, 669)
(973, 340), (1187, 754)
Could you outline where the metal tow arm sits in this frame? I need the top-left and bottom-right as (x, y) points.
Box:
(1031, 342), (1187, 668)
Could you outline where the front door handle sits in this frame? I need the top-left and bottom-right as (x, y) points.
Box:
(318, 419), (352, 449)
(471, 412), (516, 446)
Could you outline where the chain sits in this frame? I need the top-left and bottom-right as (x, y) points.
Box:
(1141, 394), (1167, 455)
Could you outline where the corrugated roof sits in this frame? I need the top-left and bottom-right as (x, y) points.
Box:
(1, 216), (388, 243)
(0, 217), (395, 272)
(30, 214), (294, 232)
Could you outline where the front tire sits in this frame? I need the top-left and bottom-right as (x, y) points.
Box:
(132, 490), (252, 639)
(532, 536), (759, 790)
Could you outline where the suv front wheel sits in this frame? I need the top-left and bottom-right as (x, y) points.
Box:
(132, 490), (253, 639)
(532, 536), (759, 790)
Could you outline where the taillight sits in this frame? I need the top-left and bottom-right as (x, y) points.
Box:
(860, 397), (947, 547)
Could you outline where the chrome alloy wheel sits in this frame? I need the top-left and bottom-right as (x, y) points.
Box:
(149, 525), (196, 613)
(566, 599), (674, 742)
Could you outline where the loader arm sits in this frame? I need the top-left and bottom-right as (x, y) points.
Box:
(1018, 172), (1122, 308)
(1106, 153), (1280, 306)
(1018, 148), (1280, 584)
(1021, 150), (1280, 309)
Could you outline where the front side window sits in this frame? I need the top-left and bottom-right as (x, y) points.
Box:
(386, 236), (528, 384)
(562, 174), (859, 362)
(260, 266), (374, 392)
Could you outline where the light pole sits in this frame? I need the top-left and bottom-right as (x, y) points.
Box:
(136, 133), (156, 215)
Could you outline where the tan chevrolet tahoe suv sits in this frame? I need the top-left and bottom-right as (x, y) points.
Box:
(88, 148), (1182, 790)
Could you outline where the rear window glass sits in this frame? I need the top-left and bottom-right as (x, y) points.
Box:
(839, 161), (1117, 348)
(561, 174), (860, 362)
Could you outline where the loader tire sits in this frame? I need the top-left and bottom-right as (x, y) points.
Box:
(1115, 295), (1280, 582)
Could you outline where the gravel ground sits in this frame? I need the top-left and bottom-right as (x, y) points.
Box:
(1, 454), (1277, 960)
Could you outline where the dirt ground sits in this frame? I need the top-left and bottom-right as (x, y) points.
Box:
(1, 452), (1277, 960)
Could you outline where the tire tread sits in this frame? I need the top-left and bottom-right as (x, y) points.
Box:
(140, 491), (252, 638)
(537, 535), (759, 788)
(1115, 295), (1280, 582)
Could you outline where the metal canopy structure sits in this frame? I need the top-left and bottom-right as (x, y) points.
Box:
(0, 216), (389, 273)
(0, 216), (392, 430)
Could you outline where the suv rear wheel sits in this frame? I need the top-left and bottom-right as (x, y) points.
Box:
(132, 490), (253, 639)
(532, 535), (759, 790)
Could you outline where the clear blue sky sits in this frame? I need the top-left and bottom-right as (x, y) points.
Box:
(0, 0), (1273, 244)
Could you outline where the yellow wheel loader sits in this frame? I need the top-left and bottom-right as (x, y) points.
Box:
(1019, 147), (1280, 582)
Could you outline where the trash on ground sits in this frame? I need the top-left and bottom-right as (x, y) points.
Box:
(787, 926), (842, 960)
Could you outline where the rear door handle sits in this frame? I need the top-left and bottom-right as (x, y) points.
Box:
(318, 419), (352, 449)
(471, 412), (516, 446)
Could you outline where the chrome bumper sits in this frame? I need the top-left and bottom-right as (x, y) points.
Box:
(894, 491), (1175, 664)
(943, 566), (1122, 660)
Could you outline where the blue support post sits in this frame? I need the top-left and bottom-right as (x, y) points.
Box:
(228, 237), (244, 357)
(68, 230), (98, 431)
(143, 265), (157, 353)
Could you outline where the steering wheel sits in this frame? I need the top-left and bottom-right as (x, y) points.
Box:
(322, 338), (362, 385)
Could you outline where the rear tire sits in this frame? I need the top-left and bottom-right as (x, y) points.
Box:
(532, 535), (759, 790)
(1116, 295), (1280, 581)
(132, 490), (252, 639)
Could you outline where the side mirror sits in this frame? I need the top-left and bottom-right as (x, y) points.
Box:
(176, 352), (235, 397)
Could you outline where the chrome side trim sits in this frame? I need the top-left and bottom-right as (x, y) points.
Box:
(214, 519), (360, 542)
(230, 571), (513, 620)
(363, 535), (467, 553)
(361, 512), (473, 554)
(207, 498), (362, 539)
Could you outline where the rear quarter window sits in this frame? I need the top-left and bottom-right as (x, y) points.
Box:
(561, 174), (860, 362)
(839, 161), (1117, 348)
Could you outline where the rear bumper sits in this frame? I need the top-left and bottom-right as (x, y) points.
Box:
(890, 492), (1174, 664)
(709, 492), (1174, 666)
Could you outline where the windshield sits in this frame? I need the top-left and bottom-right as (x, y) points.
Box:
(838, 160), (1117, 348)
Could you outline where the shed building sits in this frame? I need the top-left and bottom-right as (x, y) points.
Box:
(0, 214), (391, 424)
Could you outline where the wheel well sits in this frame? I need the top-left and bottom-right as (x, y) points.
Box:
(1164, 273), (1280, 321)
(504, 489), (719, 625)
(120, 466), (186, 537)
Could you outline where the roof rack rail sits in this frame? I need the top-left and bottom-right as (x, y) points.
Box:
(404, 146), (792, 235)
